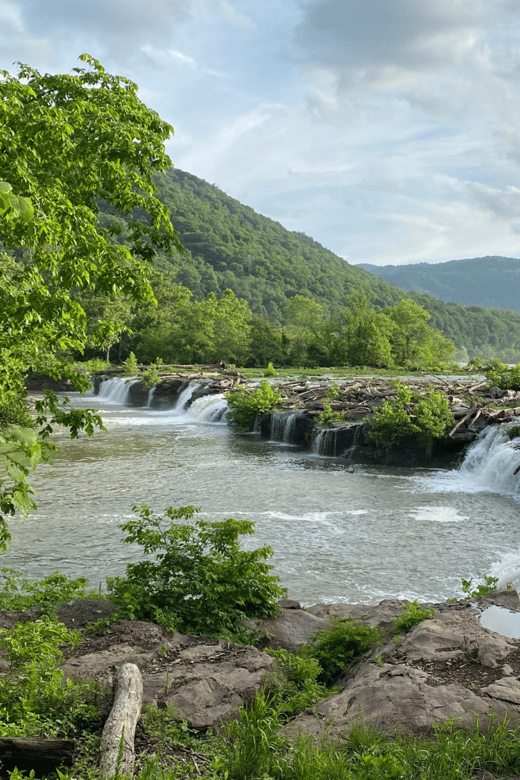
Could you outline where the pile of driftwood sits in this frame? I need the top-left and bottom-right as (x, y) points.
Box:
(270, 377), (520, 433)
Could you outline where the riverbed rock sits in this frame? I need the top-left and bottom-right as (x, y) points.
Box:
(248, 606), (332, 652)
(287, 601), (520, 740)
(61, 620), (275, 730)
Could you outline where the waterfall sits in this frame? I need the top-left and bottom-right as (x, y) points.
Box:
(270, 412), (297, 443)
(457, 423), (520, 498)
(186, 393), (228, 423)
(96, 377), (137, 405)
(145, 385), (156, 408)
(172, 381), (198, 412)
(312, 428), (332, 455)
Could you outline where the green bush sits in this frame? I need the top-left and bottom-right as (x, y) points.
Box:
(508, 424), (520, 440)
(486, 362), (520, 390)
(107, 504), (286, 640)
(264, 361), (277, 377)
(367, 381), (454, 453)
(226, 380), (281, 431)
(393, 600), (436, 633)
(123, 351), (139, 376)
(461, 575), (499, 599)
(0, 569), (91, 611)
(263, 648), (335, 717)
(304, 616), (379, 683)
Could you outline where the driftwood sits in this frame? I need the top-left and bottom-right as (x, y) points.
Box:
(99, 663), (143, 778)
(0, 737), (76, 773)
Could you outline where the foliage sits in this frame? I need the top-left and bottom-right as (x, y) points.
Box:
(226, 380), (281, 431)
(124, 351), (139, 377)
(393, 600), (436, 633)
(0, 55), (181, 543)
(263, 648), (336, 717)
(0, 617), (99, 737)
(0, 569), (92, 611)
(316, 404), (344, 426)
(303, 616), (379, 684)
(264, 361), (277, 377)
(508, 424), (520, 440)
(461, 575), (499, 599)
(107, 504), (286, 639)
(486, 362), (520, 391)
(367, 381), (454, 453)
(142, 358), (163, 389)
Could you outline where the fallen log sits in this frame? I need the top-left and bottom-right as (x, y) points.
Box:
(0, 737), (76, 774)
(448, 407), (479, 437)
(99, 663), (143, 778)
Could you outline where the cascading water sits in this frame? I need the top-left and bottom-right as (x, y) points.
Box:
(172, 381), (199, 413)
(453, 423), (520, 498)
(270, 412), (297, 443)
(96, 377), (138, 405)
(186, 393), (228, 423)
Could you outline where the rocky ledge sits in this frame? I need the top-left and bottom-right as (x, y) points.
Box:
(3, 590), (520, 738)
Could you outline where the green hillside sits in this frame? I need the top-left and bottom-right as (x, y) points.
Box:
(357, 257), (520, 314)
(147, 169), (520, 361)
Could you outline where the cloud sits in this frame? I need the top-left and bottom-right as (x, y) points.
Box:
(293, 0), (489, 72)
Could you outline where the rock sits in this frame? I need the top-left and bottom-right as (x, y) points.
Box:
(397, 611), (513, 668)
(60, 620), (275, 731)
(287, 661), (517, 740)
(249, 607), (331, 652)
(309, 599), (410, 631)
(483, 590), (520, 611)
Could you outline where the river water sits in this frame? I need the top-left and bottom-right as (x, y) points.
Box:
(3, 381), (520, 606)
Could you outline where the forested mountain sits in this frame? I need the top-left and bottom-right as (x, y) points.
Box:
(144, 169), (520, 361)
(357, 257), (520, 314)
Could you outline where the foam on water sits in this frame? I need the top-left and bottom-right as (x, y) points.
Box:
(417, 422), (520, 499)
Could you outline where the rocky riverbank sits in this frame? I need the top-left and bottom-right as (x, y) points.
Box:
(3, 590), (520, 740)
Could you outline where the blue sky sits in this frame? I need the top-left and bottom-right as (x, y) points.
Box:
(2, 0), (520, 265)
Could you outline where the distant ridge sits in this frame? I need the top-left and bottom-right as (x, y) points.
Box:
(356, 257), (520, 314)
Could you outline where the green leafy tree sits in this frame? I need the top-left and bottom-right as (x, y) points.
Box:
(226, 380), (281, 431)
(284, 295), (324, 365)
(0, 55), (181, 546)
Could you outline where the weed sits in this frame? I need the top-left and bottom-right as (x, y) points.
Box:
(393, 600), (436, 633)
(0, 569), (93, 611)
(461, 575), (499, 599)
(264, 361), (277, 377)
(303, 616), (379, 683)
(263, 648), (336, 717)
(508, 424), (520, 440)
(142, 358), (163, 389)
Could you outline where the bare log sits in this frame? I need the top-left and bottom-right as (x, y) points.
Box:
(99, 663), (143, 778)
(0, 737), (75, 774)
(448, 407), (479, 437)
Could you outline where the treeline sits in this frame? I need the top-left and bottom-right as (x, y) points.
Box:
(80, 272), (455, 369)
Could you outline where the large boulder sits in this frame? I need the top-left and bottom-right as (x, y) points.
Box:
(61, 620), (275, 731)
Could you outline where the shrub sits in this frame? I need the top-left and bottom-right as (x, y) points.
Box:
(226, 380), (281, 431)
(264, 361), (277, 377)
(123, 351), (139, 376)
(393, 600), (436, 633)
(461, 575), (499, 599)
(107, 504), (286, 640)
(304, 616), (379, 683)
(0, 569), (91, 611)
(367, 381), (454, 454)
(508, 424), (520, 440)
(263, 648), (334, 716)
(486, 362), (520, 391)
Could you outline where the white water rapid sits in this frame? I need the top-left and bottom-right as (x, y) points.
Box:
(3, 378), (519, 605)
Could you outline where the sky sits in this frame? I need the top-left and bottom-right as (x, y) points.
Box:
(2, 0), (520, 266)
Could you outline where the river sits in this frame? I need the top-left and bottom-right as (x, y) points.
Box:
(3, 380), (520, 606)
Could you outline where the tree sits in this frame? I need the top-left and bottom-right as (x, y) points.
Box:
(0, 55), (182, 546)
(283, 295), (324, 365)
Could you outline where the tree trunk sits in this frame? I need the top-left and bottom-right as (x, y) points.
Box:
(0, 737), (76, 774)
(99, 662), (143, 778)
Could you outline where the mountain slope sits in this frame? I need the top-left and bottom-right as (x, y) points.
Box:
(357, 257), (520, 314)
(150, 169), (520, 359)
